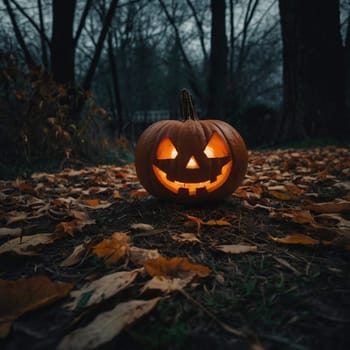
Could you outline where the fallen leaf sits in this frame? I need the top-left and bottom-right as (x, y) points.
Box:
(130, 189), (150, 198)
(82, 198), (101, 206)
(65, 269), (142, 310)
(81, 186), (109, 195)
(144, 256), (211, 279)
(0, 276), (72, 338)
(57, 298), (161, 350)
(54, 218), (95, 238)
(269, 233), (331, 245)
(13, 179), (35, 193)
(333, 181), (350, 191)
(315, 213), (348, 226)
(186, 215), (202, 234)
(270, 209), (316, 225)
(267, 189), (293, 201)
(141, 276), (192, 293)
(60, 239), (96, 267)
(81, 199), (112, 209)
(234, 185), (264, 199)
(0, 227), (22, 238)
(186, 215), (231, 226)
(70, 210), (90, 221)
(54, 221), (78, 237)
(214, 244), (258, 254)
(305, 200), (350, 213)
(92, 232), (130, 265)
(5, 211), (29, 225)
(0, 233), (55, 256)
(285, 183), (305, 195)
(171, 233), (201, 243)
(112, 190), (124, 199)
(204, 219), (231, 226)
(130, 223), (154, 231)
(241, 200), (271, 211)
(129, 246), (161, 265)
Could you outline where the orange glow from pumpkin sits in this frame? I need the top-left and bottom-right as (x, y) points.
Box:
(156, 137), (178, 159)
(203, 132), (230, 158)
(186, 156), (200, 169)
(152, 161), (233, 196)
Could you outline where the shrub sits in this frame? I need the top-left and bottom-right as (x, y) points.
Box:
(0, 52), (113, 168)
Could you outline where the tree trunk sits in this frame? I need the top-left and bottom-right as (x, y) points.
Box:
(207, 0), (227, 118)
(37, 0), (48, 68)
(108, 32), (123, 136)
(345, 8), (350, 128)
(51, 0), (76, 84)
(278, 0), (345, 141)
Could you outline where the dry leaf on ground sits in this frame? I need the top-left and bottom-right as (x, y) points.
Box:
(81, 199), (113, 209)
(0, 233), (55, 256)
(130, 223), (154, 231)
(266, 189), (294, 201)
(270, 209), (316, 225)
(305, 200), (350, 213)
(60, 239), (95, 267)
(171, 233), (201, 243)
(144, 256), (211, 279)
(92, 232), (130, 265)
(129, 246), (161, 265)
(0, 276), (72, 338)
(214, 244), (258, 254)
(82, 198), (101, 206)
(141, 276), (193, 293)
(54, 219), (95, 238)
(269, 233), (331, 245)
(186, 215), (231, 226)
(0, 227), (22, 238)
(5, 211), (29, 225)
(57, 298), (161, 350)
(65, 269), (142, 310)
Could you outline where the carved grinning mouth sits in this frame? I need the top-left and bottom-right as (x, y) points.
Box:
(152, 161), (233, 196)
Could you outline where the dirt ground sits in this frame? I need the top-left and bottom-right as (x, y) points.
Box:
(1, 146), (350, 350)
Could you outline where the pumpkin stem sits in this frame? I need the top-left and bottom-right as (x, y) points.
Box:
(179, 89), (198, 120)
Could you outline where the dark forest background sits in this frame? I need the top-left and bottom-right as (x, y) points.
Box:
(0, 0), (349, 174)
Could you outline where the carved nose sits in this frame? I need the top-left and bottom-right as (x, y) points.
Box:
(186, 156), (200, 169)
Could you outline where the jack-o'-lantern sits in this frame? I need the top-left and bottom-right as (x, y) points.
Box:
(135, 89), (248, 202)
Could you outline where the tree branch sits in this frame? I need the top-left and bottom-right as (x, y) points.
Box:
(236, 0), (260, 74)
(185, 0), (208, 64)
(82, 0), (119, 91)
(4, 0), (35, 66)
(74, 0), (93, 46)
(9, 0), (51, 48)
(158, 0), (203, 102)
(37, 0), (48, 67)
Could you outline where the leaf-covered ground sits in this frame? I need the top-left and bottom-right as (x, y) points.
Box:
(1, 146), (350, 350)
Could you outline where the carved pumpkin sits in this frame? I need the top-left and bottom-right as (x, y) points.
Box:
(135, 90), (248, 202)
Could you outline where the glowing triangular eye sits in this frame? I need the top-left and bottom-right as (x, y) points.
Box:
(157, 137), (178, 159)
(203, 132), (229, 158)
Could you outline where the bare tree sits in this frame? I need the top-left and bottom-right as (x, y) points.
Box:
(207, 0), (227, 117)
(278, 0), (346, 140)
(51, 0), (76, 84)
(345, 5), (350, 122)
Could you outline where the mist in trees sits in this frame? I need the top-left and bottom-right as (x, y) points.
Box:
(0, 0), (349, 165)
